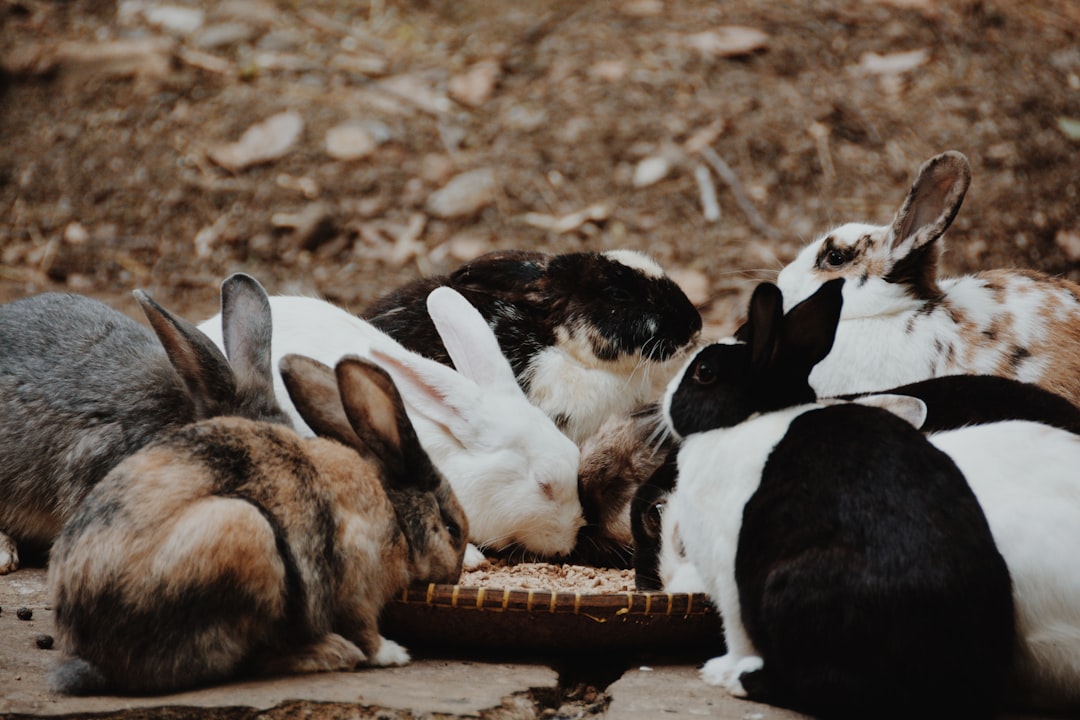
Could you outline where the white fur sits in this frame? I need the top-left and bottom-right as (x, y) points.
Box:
(199, 289), (583, 559)
(655, 490), (707, 594)
(603, 249), (664, 278)
(928, 421), (1080, 710)
(527, 339), (678, 445)
(669, 405), (817, 693)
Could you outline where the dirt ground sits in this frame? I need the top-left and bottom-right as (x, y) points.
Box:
(2, 0), (1078, 332)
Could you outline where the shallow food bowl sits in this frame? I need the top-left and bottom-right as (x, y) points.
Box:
(381, 583), (723, 654)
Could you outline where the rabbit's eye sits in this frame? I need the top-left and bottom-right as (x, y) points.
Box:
(824, 249), (851, 268)
(609, 287), (634, 303)
(445, 519), (462, 542)
(691, 360), (717, 386)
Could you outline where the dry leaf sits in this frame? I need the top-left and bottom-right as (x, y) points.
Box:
(209, 111), (304, 172)
(683, 27), (769, 58)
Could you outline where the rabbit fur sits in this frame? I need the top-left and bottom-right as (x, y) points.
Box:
(661, 278), (1014, 719)
(48, 355), (467, 695)
(776, 150), (1080, 403)
(571, 403), (673, 568)
(199, 286), (582, 563)
(363, 249), (703, 444)
(0, 273), (287, 575)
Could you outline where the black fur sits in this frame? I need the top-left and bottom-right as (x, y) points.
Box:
(843, 374), (1080, 435)
(629, 450), (678, 591)
(735, 404), (1014, 719)
(667, 279), (1015, 718)
(363, 250), (702, 392)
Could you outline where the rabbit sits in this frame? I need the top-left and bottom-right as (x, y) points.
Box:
(362, 249), (703, 444)
(628, 450), (705, 594)
(919, 420), (1080, 712)
(570, 403), (674, 568)
(199, 286), (582, 565)
(839, 374), (1080, 435)
(48, 354), (468, 695)
(0, 273), (288, 575)
(661, 277), (1015, 719)
(775, 150), (1080, 404)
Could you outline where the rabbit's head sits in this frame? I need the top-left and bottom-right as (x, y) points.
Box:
(664, 279), (845, 439)
(367, 287), (584, 559)
(777, 151), (971, 318)
(281, 354), (468, 585)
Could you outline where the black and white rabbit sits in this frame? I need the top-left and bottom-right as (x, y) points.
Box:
(49, 354), (468, 695)
(363, 249), (703, 444)
(0, 273), (287, 574)
(662, 278), (1015, 718)
(776, 150), (1080, 404)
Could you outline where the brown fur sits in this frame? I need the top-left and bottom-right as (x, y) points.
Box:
(49, 357), (467, 696)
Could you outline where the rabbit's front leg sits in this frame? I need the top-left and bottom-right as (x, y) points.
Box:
(0, 531), (19, 574)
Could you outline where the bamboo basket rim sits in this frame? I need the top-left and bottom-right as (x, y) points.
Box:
(394, 582), (717, 618)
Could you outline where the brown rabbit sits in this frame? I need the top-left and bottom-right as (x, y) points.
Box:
(48, 355), (468, 695)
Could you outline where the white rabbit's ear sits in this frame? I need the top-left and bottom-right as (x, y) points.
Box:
(425, 287), (519, 391)
(368, 345), (481, 444)
(851, 394), (928, 429)
(889, 151), (970, 256)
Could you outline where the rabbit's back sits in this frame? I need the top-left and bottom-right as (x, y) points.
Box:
(50, 416), (394, 694)
(0, 294), (192, 544)
(737, 405), (1014, 717)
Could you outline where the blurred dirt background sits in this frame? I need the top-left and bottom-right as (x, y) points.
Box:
(1, 0), (1078, 334)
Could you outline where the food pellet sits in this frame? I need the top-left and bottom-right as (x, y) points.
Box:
(460, 561), (635, 593)
(16, 607), (32, 621)
(36, 634), (54, 650)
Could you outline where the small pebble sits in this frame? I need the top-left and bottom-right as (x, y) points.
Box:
(16, 607), (32, 621)
(36, 634), (54, 650)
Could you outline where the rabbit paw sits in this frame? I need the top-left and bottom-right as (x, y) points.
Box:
(701, 654), (764, 696)
(0, 534), (19, 575)
(282, 633), (366, 674)
(369, 637), (410, 667)
(463, 543), (488, 570)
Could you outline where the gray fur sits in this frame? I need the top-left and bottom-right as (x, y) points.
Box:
(0, 273), (288, 573)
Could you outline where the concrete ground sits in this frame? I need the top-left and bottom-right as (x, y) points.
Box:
(0, 569), (1060, 719)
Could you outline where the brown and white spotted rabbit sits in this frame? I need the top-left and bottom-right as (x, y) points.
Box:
(48, 355), (468, 695)
(776, 150), (1080, 403)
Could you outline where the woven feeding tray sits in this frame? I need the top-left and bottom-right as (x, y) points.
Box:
(381, 582), (723, 654)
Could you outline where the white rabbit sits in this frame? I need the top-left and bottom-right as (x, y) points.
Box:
(776, 150), (1080, 403)
(200, 287), (582, 565)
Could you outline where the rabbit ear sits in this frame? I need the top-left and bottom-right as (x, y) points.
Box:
(778, 277), (845, 373)
(367, 345), (481, 446)
(134, 289), (237, 417)
(448, 250), (548, 299)
(889, 151), (971, 255)
(335, 356), (435, 489)
(742, 282), (785, 368)
(279, 354), (366, 450)
(219, 273), (275, 395)
(850, 393), (928, 429)
(425, 287), (518, 391)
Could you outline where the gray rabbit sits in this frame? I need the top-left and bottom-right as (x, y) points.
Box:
(0, 273), (288, 573)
